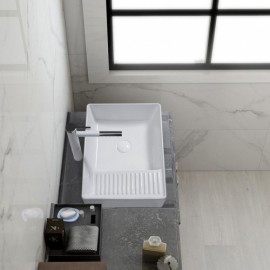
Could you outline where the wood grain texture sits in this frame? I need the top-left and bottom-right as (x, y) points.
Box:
(179, 171), (270, 270)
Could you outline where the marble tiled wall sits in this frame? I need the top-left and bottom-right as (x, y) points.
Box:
(72, 83), (270, 171)
(0, 1), (73, 269)
(64, 0), (270, 171)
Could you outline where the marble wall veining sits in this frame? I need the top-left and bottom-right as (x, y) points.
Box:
(0, 1), (73, 269)
(72, 83), (270, 171)
(63, 0), (270, 171)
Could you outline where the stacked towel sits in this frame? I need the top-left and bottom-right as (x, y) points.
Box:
(66, 225), (99, 254)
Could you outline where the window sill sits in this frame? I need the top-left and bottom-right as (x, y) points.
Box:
(88, 69), (270, 84)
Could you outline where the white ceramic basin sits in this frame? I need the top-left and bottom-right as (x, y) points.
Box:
(82, 104), (166, 207)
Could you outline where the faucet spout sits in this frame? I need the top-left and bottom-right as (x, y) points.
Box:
(66, 125), (122, 161)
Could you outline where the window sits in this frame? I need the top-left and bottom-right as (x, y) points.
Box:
(107, 0), (270, 70)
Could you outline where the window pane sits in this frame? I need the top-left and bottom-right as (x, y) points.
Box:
(112, 17), (210, 64)
(112, 0), (212, 10)
(212, 17), (270, 63)
(219, 0), (270, 9)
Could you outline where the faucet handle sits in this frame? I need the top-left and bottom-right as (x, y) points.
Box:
(66, 124), (91, 133)
(75, 126), (91, 132)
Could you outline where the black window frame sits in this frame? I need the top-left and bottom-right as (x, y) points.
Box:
(106, 0), (270, 70)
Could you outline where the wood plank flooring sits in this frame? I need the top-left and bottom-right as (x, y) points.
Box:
(179, 171), (270, 270)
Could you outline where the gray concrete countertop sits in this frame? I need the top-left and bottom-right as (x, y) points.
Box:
(58, 112), (181, 270)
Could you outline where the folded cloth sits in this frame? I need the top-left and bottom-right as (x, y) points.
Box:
(66, 225), (99, 254)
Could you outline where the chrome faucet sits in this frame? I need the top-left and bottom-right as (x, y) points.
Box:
(66, 124), (122, 161)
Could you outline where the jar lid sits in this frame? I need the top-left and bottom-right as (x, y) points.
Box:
(148, 236), (162, 247)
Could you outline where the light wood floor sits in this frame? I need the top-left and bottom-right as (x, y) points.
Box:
(179, 171), (270, 270)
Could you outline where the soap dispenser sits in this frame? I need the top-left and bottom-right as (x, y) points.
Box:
(142, 236), (167, 263)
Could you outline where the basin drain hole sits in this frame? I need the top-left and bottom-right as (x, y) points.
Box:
(117, 140), (131, 153)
